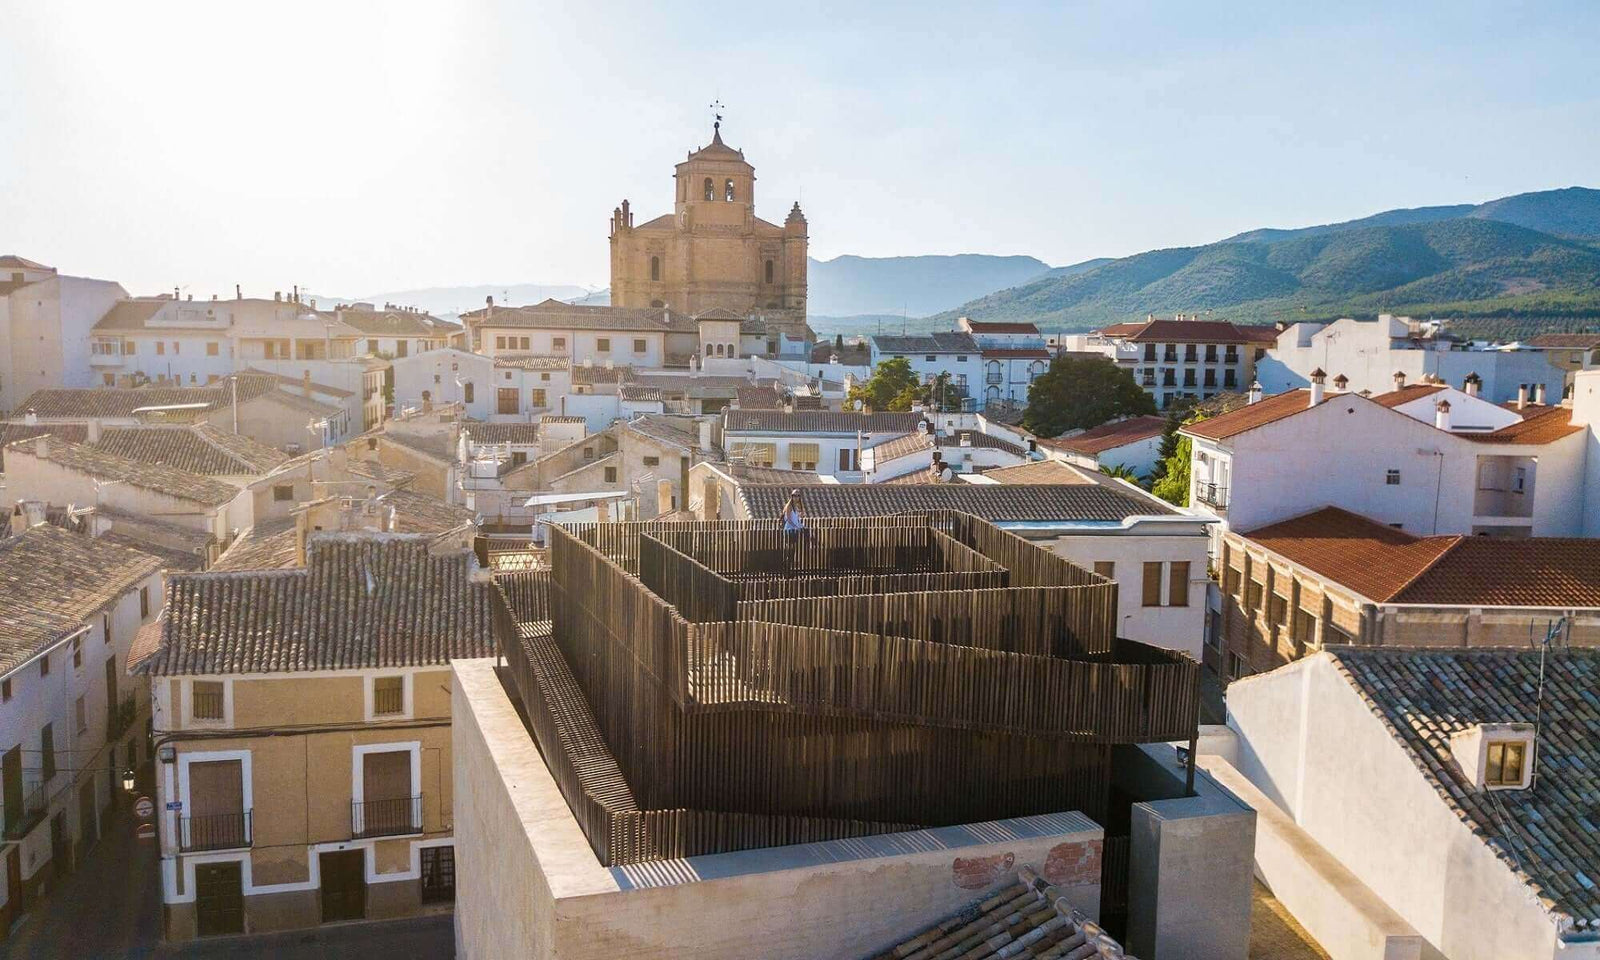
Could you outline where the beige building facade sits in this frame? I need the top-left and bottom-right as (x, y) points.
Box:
(608, 124), (808, 338)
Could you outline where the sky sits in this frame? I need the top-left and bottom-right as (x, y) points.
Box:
(3, 1), (1598, 299)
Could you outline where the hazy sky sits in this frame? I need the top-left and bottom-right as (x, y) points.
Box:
(3, 1), (1597, 298)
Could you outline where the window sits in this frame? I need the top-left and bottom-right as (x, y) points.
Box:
(156, 341), (166, 356)
(839, 448), (856, 471)
(596, 338), (611, 352)
(764, 259), (774, 284)
(140, 587), (150, 619)
(1142, 563), (1163, 607)
(925, 355), (937, 363)
(420, 846), (456, 903)
(193, 681), (225, 721)
(788, 443), (820, 471)
(725, 178), (735, 201)
(395, 340), (408, 358)
(495, 336), (507, 350)
(121, 340), (136, 355)
(71, 638), (82, 670)
(511, 451), (526, 466)
(1246, 579), (1263, 611)
(1093, 561), (1115, 579)
(40, 724), (55, 781)
(39, 654), (49, 677)
(462, 381), (474, 404)
(704, 177), (714, 201)
(2, 678), (11, 703)
(1485, 740), (1526, 787)
(1167, 561), (1190, 607)
(582, 446), (595, 461)
(519, 336), (530, 351)
(1224, 566), (1240, 597)
(1386, 469), (1401, 485)
(530, 388), (546, 407)
(643, 456), (660, 467)
(497, 388), (520, 415)
(651, 256), (661, 282)
(1228, 652), (1249, 681)
(633, 338), (647, 354)
(552, 337), (566, 350)
(1294, 608), (1318, 643)
(715, 343), (724, 356)
(271, 484), (295, 503)
(357, 747), (417, 837)
(207, 341), (220, 356)
(103, 373), (115, 386)
(75, 696), (87, 734)
(373, 677), (404, 716)
(1268, 593), (1288, 625)
(1513, 467), (1527, 494)
(604, 466), (618, 483)
(173, 342), (181, 355)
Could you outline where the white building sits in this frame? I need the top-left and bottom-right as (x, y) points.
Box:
(1255, 315), (1567, 404)
(0, 257), (127, 413)
(957, 318), (1053, 406)
(390, 348), (572, 423)
(867, 332), (981, 405)
(721, 409), (927, 479)
(0, 519), (163, 927)
(1092, 315), (1275, 411)
(1219, 646), (1600, 960)
(1040, 415), (1169, 479)
(1183, 370), (1600, 540)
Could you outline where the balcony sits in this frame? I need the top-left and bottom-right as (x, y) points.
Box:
(1195, 482), (1228, 510)
(352, 795), (423, 838)
(180, 810), (253, 851)
(107, 693), (137, 740)
(3, 781), (48, 840)
(89, 350), (128, 367)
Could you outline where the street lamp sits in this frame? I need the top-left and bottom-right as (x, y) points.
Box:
(121, 768), (136, 793)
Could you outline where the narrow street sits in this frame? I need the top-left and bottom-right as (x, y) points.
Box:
(0, 803), (452, 960)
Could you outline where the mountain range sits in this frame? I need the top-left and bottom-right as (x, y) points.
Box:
(930, 186), (1600, 336)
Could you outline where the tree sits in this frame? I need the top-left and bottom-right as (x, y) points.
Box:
(849, 356), (919, 412)
(1021, 355), (1157, 437)
(1150, 409), (1211, 506)
(922, 370), (964, 412)
(1146, 412), (1185, 486)
(1100, 463), (1142, 484)
(834, 333), (845, 353)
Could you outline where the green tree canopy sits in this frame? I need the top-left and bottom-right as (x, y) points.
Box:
(1150, 408), (1212, 506)
(849, 356), (919, 412)
(1022, 355), (1157, 437)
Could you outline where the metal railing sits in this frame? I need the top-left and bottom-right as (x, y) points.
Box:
(1195, 482), (1228, 509)
(373, 683), (405, 716)
(180, 810), (252, 851)
(352, 796), (423, 838)
(3, 781), (48, 840)
(192, 688), (224, 722)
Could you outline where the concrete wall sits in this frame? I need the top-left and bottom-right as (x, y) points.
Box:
(1226, 655), (1566, 960)
(1045, 531), (1209, 660)
(451, 658), (1106, 960)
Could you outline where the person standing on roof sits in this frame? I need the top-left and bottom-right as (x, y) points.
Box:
(781, 489), (807, 561)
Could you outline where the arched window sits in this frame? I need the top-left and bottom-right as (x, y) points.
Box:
(703, 178), (714, 201)
(764, 259), (774, 284)
(421, 389), (431, 403)
(650, 299), (664, 308)
(714, 343), (724, 356)
(650, 256), (660, 282)
(725, 179), (735, 201)
(463, 381), (474, 404)
(706, 343), (714, 357)
(1029, 360), (1046, 379)
(727, 343), (736, 357)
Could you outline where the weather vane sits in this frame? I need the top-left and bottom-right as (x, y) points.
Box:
(709, 99), (724, 134)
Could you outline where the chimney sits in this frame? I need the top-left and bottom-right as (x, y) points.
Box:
(1393, 371), (1406, 391)
(1464, 372), (1481, 398)
(292, 285), (299, 302)
(1535, 383), (1547, 405)
(1247, 381), (1263, 405)
(698, 419), (713, 453)
(1309, 368), (1327, 407)
(8, 508), (25, 537)
(235, 283), (242, 300)
(657, 478), (674, 516)
(85, 419), (101, 444)
(701, 475), (720, 519)
(1516, 384), (1528, 410)
(274, 291), (282, 302)
(1332, 373), (1348, 393)
(302, 370), (313, 395)
(23, 408), (37, 426)
(1435, 399), (1452, 431)
(33, 436), (49, 459)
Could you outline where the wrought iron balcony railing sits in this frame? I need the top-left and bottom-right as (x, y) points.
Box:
(180, 810), (252, 851)
(352, 795), (423, 838)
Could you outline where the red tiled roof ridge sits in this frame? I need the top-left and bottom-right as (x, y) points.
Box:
(1380, 534), (1467, 602)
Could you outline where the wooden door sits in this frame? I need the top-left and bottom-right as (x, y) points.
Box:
(319, 850), (366, 923)
(4, 847), (22, 925)
(360, 750), (413, 836)
(2, 745), (19, 835)
(186, 760), (245, 850)
(194, 861), (244, 936)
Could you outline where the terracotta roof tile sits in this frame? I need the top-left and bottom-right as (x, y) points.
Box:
(1467, 405), (1583, 445)
(724, 410), (926, 435)
(0, 423), (88, 470)
(1119, 318), (1256, 344)
(1051, 415), (1168, 455)
(463, 422), (542, 445)
(1240, 508), (1459, 602)
(963, 320), (1041, 334)
(463, 299), (696, 333)
(734, 385), (783, 409)
(1330, 647), (1600, 924)
(742, 483), (1168, 522)
(870, 869), (1125, 960)
(982, 347), (1054, 359)
(871, 332), (980, 355)
(1181, 390), (1314, 440)
(1369, 384), (1447, 408)
(1526, 333), (1600, 349)
(982, 460), (1097, 485)
(93, 424), (287, 476)
(139, 535), (498, 675)
(6, 435), (241, 506)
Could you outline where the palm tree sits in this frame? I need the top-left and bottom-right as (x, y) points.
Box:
(1100, 463), (1143, 485)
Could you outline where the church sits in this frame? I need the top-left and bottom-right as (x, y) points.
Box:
(608, 121), (811, 344)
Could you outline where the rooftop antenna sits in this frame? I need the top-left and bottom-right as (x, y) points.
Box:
(1530, 616), (1568, 790)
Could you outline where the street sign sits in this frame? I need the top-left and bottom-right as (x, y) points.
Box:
(133, 795), (154, 819)
(165, 801), (182, 811)
(136, 823), (157, 841)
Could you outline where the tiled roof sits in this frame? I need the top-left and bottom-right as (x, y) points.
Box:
(492, 353), (569, 371)
(241, 368), (356, 398)
(335, 307), (448, 337)
(571, 364), (635, 385)
(91, 299), (169, 331)
(1119, 318), (1256, 344)
(7, 435), (241, 506)
(811, 342), (871, 364)
(624, 415), (699, 452)
(379, 430), (457, 463)
(935, 432), (1028, 457)
(1466, 405), (1583, 445)
(741, 482), (1167, 522)
(870, 866), (1126, 960)
(0, 255), (51, 270)
(871, 332), (980, 355)
(1233, 323), (1281, 343)
(865, 432), (932, 462)
(724, 410), (926, 435)
(540, 415), (587, 424)
(14, 381), (268, 420)
(1526, 333), (1600, 349)
(619, 385), (664, 402)
(463, 423), (543, 445)
(735, 385), (783, 409)
(1370, 384), (1447, 408)
(964, 320), (1041, 334)
(1182, 390), (1314, 441)
(1096, 322), (1145, 338)
(1329, 646), (1600, 925)
(0, 422), (88, 470)
(463, 299), (696, 333)
(982, 460), (1097, 485)
(719, 463), (819, 484)
(1051, 415), (1168, 455)
(93, 424), (288, 476)
(211, 518), (299, 571)
(1240, 508), (1459, 603)
(0, 524), (162, 674)
(381, 488), (478, 534)
(138, 535), (498, 675)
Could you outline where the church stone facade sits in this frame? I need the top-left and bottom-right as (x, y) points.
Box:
(609, 125), (810, 342)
